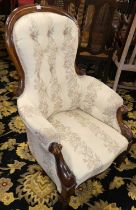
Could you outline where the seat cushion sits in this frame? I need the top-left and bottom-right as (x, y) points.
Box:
(48, 109), (128, 186)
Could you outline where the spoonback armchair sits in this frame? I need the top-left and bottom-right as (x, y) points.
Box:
(5, 4), (133, 204)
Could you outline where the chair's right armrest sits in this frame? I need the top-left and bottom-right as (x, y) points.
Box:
(49, 142), (77, 201)
(17, 97), (59, 151)
(18, 96), (77, 199)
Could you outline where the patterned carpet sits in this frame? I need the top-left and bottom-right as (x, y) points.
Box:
(0, 15), (136, 210)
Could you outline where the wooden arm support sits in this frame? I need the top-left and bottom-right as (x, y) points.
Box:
(116, 105), (133, 166)
(117, 105), (133, 141)
(49, 142), (76, 202)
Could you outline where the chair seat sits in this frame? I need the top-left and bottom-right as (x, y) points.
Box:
(48, 109), (128, 186)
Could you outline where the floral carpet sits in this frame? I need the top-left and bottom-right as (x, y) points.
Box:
(0, 15), (136, 210)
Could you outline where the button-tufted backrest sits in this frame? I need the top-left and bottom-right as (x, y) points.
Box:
(12, 10), (80, 118)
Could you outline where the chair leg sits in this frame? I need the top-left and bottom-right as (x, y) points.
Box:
(61, 185), (76, 203)
(58, 185), (76, 210)
(58, 195), (69, 210)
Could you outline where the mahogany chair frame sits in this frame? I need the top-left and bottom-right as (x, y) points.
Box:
(5, 4), (133, 204)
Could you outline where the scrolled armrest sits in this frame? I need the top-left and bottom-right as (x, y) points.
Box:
(79, 75), (123, 131)
(17, 97), (58, 150)
(49, 142), (76, 187)
(49, 142), (76, 201)
(117, 105), (133, 141)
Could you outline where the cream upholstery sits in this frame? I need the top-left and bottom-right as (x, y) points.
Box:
(48, 109), (128, 186)
(13, 11), (128, 193)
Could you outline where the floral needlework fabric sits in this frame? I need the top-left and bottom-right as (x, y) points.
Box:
(0, 15), (136, 210)
(11, 11), (128, 193)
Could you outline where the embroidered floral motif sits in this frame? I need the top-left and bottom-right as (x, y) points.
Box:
(79, 77), (122, 131)
(102, 94), (121, 129)
(46, 21), (63, 113)
(18, 104), (37, 118)
(65, 109), (119, 154)
(80, 79), (102, 114)
(62, 20), (80, 109)
(29, 19), (39, 41)
(29, 18), (49, 118)
(49, 116), (102, 170)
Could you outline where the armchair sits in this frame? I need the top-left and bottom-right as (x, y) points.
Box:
(5, 4), (133, 205)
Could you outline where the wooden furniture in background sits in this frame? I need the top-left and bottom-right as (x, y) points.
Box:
(0, 0), (17, 15)
(76, 0), (117, 82)
(113, 14), (136, 91)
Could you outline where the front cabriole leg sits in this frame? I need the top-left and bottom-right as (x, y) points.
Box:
(49, 142), (76, 204)
(115, 105), (133, 166)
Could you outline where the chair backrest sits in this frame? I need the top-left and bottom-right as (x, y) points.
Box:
(5, 5), (80, 118)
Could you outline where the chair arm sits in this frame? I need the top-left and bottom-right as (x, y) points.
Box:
(117, 105), (133, 141)
(18, 96), (76, 198)
(17, 97), (59, 150)
(49, 142), (76, 201)
(79, 75), (123, 131)
(114, 105), (133, 166)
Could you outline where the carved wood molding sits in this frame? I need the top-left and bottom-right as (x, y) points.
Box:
(49, 142), (76, 201)
(117, 105), (133, 141)
(115, 105), (133, 166)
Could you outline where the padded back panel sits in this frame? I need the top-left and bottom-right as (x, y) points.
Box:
(13, 12), (80, 117)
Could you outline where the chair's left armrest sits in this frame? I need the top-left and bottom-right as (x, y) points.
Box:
(114, 105), (133, 166)
(17, 98), (59, 150)
(117, 105), (133, 141)
(79, 75), (123, 131)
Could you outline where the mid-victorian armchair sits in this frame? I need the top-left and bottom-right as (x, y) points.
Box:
(5, 4), (133, 205)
